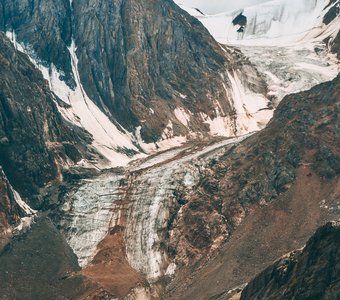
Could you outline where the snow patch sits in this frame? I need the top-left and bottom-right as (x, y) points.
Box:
(14, 216), (35, 233)
(174, 107), (191, 126)
(135, 126), (187, 155)
(165, 262), (177, 276)
(200, 71), (272, 137)
(201, 112), (236, 136)
(12, 189), (37, 216)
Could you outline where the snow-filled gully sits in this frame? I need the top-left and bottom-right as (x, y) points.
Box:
(59, 134), (250, 283)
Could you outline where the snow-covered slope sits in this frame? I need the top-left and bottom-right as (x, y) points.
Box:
(191, 0), (339, 45)
(178, 0), (339, 104)
(5, 31), (146, 168)
(175, 3), (205, 17)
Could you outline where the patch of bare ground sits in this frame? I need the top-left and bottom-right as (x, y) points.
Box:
(80, 226), (148, 299)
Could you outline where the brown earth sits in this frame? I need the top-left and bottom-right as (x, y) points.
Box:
(163, 76), (340, 299)
(164, 165), (339, 299)
(81, 226), (148, 299)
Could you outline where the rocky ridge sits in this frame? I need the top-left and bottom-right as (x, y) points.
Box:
(163, 75), (340, 299)
(48, 75), (339, 299)
(240, 220), (340, 300)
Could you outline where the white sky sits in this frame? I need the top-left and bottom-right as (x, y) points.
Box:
(175, 0), (270, 14)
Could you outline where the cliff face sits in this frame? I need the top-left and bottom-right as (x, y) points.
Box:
(0, 168), (22, 249)
(0, 32), (91, 208)
(0, 0), (270, 147)
(240, 221), (340, 300)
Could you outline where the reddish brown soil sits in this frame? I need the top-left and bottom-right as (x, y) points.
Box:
(164, 166), (339, 299)
(80, 226), (148, 299)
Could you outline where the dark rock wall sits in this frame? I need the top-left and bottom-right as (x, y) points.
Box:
(240, 221), (340, 300)
(0, 167), (22, 249)
(323, 0), (340, 59)
(0, 0), (74, 86)
(0, 32), (90, 209)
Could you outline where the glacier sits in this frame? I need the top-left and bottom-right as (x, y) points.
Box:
(185, 0), (339, 45)
(2, 1), (339, 297)
(178, 0), (339, 103)
(58, 134), (251, 281)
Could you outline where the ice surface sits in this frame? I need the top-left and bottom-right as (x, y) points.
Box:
(179, 0), (339, 103)
(191, 0), (338, 45)
(59, 134), (251, 281)
(60, 173), (125, 267)
(239, 44), (339, 102)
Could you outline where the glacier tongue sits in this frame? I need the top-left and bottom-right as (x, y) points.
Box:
(59, 135), (250, 281)
(59, 172), (126, 267)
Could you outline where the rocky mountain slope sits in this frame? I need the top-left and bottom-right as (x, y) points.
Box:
(164, 74), (340, 299)
(0, 0), (271, 166)
(240, 220), (340, 300)
(0, 167), (23, 249)
(0, 1), (338, 300)
(0, 32), (96, 243)
(50, 73), (340, 300)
